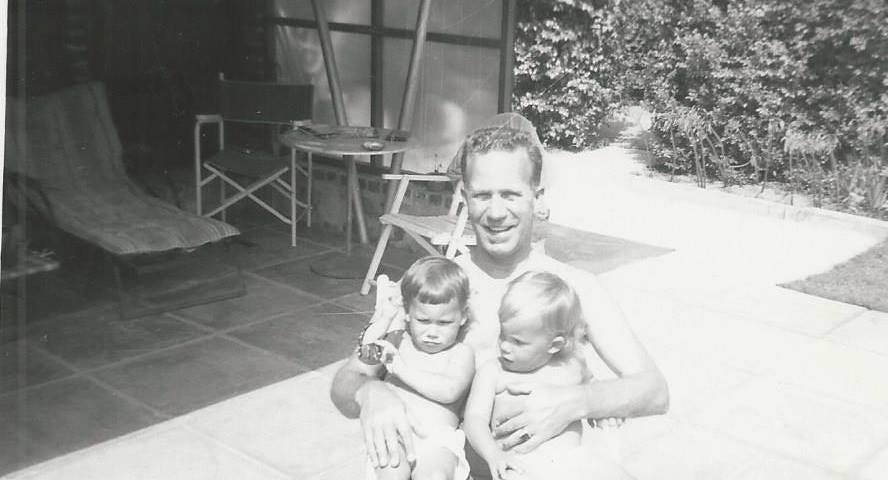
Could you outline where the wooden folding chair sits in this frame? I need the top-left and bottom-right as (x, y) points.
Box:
(195, 74), (313, 246)
(360, 174), (476, 295)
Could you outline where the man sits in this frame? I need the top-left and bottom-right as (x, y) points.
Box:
(331, 117), (669, 478)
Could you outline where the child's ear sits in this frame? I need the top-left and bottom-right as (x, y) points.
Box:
(459, 306), (469, 326)
(547, 335), (565, 354)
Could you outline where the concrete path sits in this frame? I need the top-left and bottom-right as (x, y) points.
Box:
(7, 143), (888, 479)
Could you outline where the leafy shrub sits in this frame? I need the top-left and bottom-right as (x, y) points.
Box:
(515, 0), (888, 217)
(513, 0), (618, 150)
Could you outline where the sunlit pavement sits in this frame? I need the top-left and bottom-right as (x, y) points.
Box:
(7, 143), (888, 479)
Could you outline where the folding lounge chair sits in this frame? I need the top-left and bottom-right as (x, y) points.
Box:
(360, 174), (475, 295)
(5, 81), (243, 316)
(194, 74), (314, 246)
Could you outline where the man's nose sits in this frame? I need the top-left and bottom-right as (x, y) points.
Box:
(488, 196), (507, 219)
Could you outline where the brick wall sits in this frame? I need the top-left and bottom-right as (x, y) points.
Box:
(301, 159), (457, 242)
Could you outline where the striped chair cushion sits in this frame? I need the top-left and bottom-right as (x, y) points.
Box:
(7, 82), (239, 256)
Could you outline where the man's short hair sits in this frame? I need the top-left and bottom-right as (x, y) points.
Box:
(400, 256), (470, 312)
(458, 125), (543, 186)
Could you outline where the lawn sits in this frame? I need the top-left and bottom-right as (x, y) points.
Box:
(783, 238), (888, 313)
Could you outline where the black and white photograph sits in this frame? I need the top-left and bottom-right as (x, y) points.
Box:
(1, 1), (887, 478)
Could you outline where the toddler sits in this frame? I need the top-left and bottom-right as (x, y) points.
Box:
(358, 256), (475, 480)
(464, 270), (630, 480)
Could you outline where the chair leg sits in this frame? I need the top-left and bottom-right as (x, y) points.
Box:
(290, 150), (297, 247)
(306, 153), (313, 228)
(361, 224), (394, 295)
(220, 179), (227, 222)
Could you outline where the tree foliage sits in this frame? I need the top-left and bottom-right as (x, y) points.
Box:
(515, 0), (888, 216)
(514, 0), (618, 149)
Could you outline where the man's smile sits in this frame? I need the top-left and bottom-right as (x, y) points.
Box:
(482, 225), (516, 237)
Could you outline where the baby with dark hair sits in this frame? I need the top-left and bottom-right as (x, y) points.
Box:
(359, 256), (475, 480)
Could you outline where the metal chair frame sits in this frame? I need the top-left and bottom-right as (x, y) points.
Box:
(195, 74), (314, 246)
(360, 174), (475, 295)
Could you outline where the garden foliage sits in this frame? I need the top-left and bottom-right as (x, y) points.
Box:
(515, 0), (888, 217)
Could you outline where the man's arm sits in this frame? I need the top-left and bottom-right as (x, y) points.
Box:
(575, 268), (669, 417)
(495, 262), (668, 452)
(387, 343), (475, 404)
(330, 354), (385, 418)
(330, 354), (417, 468)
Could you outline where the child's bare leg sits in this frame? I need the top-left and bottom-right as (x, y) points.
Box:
(374, 444), (412, 480)
(413, 446), (457, 480)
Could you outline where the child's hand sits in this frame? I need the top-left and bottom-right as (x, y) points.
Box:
(591, 417), (625, 429)
(374, 340), (405, 376)
(491, 452), (526, 480)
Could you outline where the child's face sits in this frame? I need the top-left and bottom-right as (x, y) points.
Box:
(406, 298), (466, 354)
(498, 311), (559, 373)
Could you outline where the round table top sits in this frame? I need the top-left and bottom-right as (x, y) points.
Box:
(279, 124), (416, 156)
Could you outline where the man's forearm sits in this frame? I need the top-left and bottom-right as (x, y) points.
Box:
(578, 369), (669, 421)
(330, 359), (385, 418)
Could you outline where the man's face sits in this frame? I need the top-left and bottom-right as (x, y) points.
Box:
(462, 149), (541, 265)
(406, 298), (466, 354)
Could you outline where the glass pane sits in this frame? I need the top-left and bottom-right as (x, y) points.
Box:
(384, 0), (502, 38)
(275, 27), (371, 127)
(383, 39), (500, 173)
(273, 0), (370, 24)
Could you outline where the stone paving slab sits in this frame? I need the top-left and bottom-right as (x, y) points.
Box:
(4, 422), (291, 480)
(702, 285), (866, 337)
(726, 452), (844, 480)
(622, 422), (768, 479)
(859, 445), (888, 480)
(769, 335), (888, 411)
(182, 369), (363, 479)
(691, 377), (888, 473)
(826, 309), (888, 357)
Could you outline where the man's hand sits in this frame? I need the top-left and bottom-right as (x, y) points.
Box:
(493, 382), (582, 453)
(356, 381), (422, 468)
(591, 417), (626, 429)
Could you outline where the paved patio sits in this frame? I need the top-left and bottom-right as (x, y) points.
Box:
(4, 141), (888, 479)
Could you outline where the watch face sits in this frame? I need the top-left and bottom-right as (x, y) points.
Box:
(357, 342), (384, 365)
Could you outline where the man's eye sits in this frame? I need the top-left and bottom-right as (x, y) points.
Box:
(473, 193), (491, 200)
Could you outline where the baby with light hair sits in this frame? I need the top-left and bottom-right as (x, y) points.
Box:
(464, 271), (631, 480)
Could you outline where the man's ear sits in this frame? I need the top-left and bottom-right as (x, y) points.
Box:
(534, 186), (549, 221)
(547, 335), (565, 354)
